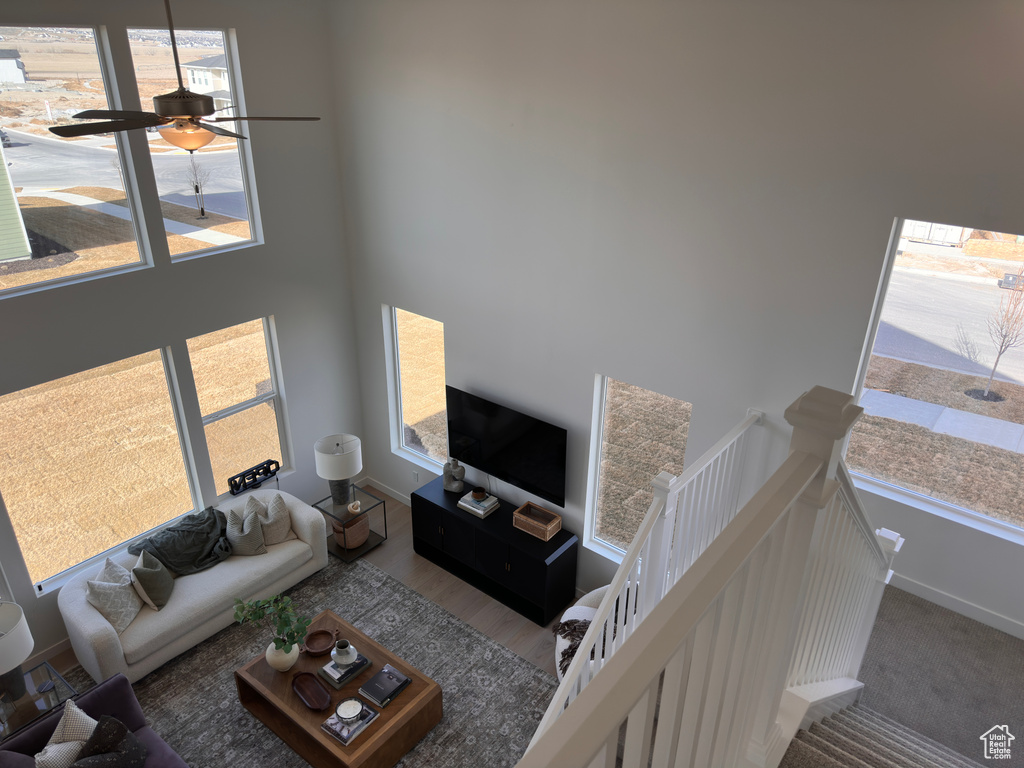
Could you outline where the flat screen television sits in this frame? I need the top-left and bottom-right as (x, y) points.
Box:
(446, 386), (567, 508)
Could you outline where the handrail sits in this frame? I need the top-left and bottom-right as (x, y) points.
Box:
(518, 450), (824, 768)
(531, 411), (761, 745)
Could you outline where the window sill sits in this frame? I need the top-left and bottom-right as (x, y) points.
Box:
(850, 472), (1024, 547)
(583, 530), (626, 565)
(393, 445), (444, 477)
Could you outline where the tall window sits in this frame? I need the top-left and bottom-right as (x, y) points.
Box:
(128, 28), (254, 256)
(848, 218), (1024, 532)
(187, 319), (283, 495)
(389, 307), (447, 464)
(589, 377), (692, 552)
(0, 27), (144, 293)
(0, 24), (257, 296)
(0, 353), (193, 584)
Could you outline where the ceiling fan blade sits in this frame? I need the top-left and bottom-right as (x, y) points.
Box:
(49, 119), (163, 138)
(74, 109), (165, 122)
(208, 116), (320, 122)
(197, 122), (247, 139)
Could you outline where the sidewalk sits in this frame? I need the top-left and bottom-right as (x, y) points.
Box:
(860, 389), (1024, 454)
(25, 190), (246, 248)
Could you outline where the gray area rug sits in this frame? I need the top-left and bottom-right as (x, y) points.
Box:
(858, 586), (1024, 766)
(65, 558), (556, 767)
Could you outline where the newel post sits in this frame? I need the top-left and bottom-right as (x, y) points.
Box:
(747, 386), (863, 764)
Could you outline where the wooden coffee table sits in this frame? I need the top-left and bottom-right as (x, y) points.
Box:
(235, 609), (442, 768)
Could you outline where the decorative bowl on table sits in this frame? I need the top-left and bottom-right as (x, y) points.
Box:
(301, 628), (338, 656)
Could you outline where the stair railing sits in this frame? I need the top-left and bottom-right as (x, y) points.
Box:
(531, 410), (763, 741)
(520, 386), (902, 768)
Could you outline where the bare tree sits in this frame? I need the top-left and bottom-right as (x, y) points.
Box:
(185, 152), (212, 219)
(984, 267), (1024, 396)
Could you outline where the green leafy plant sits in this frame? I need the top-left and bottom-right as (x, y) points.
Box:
(233, 594), (310, 652)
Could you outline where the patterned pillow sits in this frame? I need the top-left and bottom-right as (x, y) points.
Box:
(227, 503), (267, 556)
(130, 550), (174, 610)
(259, 494), (294, 545)
(35, 700), (98, 768)
(86, 559), (143, 634)
(72, 715), (147, 768)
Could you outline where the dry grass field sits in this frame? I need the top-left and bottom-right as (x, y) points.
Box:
(0, 321), (280, 584)
(848, 355), (1024, 529)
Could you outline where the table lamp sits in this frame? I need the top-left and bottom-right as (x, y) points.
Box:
(0, 601), (34, 701)
(314, 434), (363, 505)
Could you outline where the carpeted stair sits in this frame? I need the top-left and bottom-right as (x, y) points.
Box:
(779, 705), (985, 768)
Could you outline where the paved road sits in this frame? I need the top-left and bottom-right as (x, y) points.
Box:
(874, 269), (1024, 384)
(4, 129), (247, 219)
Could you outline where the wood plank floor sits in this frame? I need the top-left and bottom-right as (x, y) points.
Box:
(360, 485), (561, 677)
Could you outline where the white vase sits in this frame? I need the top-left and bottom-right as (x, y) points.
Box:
(266, 641), (299, 672)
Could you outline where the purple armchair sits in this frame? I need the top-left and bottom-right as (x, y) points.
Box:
(0, 674), (186, 767)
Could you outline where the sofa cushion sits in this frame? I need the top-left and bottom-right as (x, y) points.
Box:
(130, 552), (174, 611)
(119, 539), (313, 665)
(226, 505), (266, 556)
(34, 700), (97, 768)
(86, 560), (143, 634)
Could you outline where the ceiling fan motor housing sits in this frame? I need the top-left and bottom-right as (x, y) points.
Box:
(153, 88), (215, 118)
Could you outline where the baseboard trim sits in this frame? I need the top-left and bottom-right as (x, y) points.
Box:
(28, 637), (72, 670)
(361, 476), (411, 507)
(889, 573), (1024, 642)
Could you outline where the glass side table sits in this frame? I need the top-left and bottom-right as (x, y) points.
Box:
(0, 661), (76, 741)
(314, 485), (387, 563)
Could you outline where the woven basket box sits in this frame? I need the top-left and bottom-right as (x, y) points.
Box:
(513, 502), (561, 541)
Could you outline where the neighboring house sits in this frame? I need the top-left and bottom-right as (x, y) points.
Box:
(0, 144), (30, 262)
(0, 49), (26, 84)
(183, 53), (232, 112)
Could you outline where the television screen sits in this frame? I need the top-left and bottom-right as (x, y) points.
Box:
(446, 386), (567, 508)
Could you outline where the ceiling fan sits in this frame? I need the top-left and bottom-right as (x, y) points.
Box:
(48, 0), (319, 150)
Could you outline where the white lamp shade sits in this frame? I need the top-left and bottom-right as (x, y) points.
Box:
(314, 434), (363, 481)
(0, 602), (34, 675)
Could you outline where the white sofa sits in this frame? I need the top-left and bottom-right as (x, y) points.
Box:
(58, 489), (328, 684)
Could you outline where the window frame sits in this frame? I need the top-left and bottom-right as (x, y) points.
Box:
(0, 317), (290, 597)
(189, 317), (289, 498)
(382, 304), (446, 474)
(0, 22), (262, 301)
(584, 374), (627, 563)
(847, 216), (1024, 548)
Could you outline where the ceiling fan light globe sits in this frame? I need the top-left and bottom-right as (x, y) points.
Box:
(158, 122), (216, 151)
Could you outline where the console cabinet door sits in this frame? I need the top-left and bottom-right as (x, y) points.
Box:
(506, 546), (547, 599)
(440, 510), (475, 564)
(411, 500), (443, 551)
(474, 531), (511, 586)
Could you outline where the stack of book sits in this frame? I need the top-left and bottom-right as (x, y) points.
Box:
(321, 700), (379, 746)
(318, 654), (370, 690)
(457, 490), (499, 518)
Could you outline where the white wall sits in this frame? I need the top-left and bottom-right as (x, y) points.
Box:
(0, 0), (356, 660)
(331, 0), (1024, 619)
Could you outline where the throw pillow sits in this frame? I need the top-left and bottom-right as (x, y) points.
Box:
(72, 716), (146, 768)
(86, 559), (143, 634)
(227, 505), (267, 556)
(259, 493), (294, 545)
(34, 700), (98, 768)
(130, 550), (174, 610)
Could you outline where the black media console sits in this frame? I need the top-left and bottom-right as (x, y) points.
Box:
(411, 476), (578, 626)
